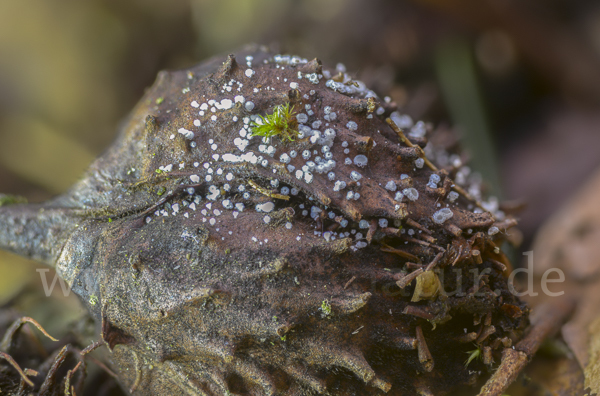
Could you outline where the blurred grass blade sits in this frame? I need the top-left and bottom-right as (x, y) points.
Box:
(435, 37), (502, 198)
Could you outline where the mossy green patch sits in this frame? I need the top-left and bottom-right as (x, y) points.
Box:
(320, 299), (332, 317)
(250, 103), (298, 142)
(0, 194), (27, 207)
(464, 346), (482, 367)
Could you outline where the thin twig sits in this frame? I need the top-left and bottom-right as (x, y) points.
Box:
(386, 118), (436, 171)
(39, 345), (68, 394)
(343, 276), (356, 290)
(86, 355), (119, 379)
(488, 258), (507, 272)
(455, 332), (478, 343)
(1, 316), (58, 352)
(81, 339), (104, 356)
(65, 361), (83, 396)
(401, 236), (445, 252)
(0, 351), (34, 387)
(478, 297), (577, 396)
(451, 246), (463, 266)
(380, 244), (420, 262)
(415, 325), (434, 372)
(386, 117), (490, 214)
(425, 252), (444, 272)
(395, 269), (423, 289)
(403, 305), (435, 320)
(405, 218), (433, 235)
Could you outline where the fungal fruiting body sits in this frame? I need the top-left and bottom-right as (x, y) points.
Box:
(0, 45), (527, 395)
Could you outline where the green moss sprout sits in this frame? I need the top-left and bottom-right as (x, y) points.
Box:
(464, 346), (482, 367)
(320, 300), (332, 317)
(250, 103), (298, 142)
(0, 194), (27, 207)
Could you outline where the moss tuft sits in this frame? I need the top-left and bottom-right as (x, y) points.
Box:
(0, 194), (27, 207)
(320, 299), (332, 317)
(250, 103), (298, 142)
(464, 346), (482, 367)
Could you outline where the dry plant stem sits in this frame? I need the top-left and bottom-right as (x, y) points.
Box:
(402, 235), (443, 251)
(456, 332), (478, 343)
(406, 218), (433, 235)
(80, 339), (104, 356)
(65, 360), (83, 395)
(18, 368), (39, 394)
(476, 325), (496, 343)
(86, 354), (120, 379)
(39, 345), (69, 394)
(380, 244), (420, 261)
(483, 346), (493, 365)
(396, 268), (423, 288)
(0, 351), (34, 387)
(343, 276), (357, 290)
(404, 305), (436, 320)
(416, 325), (434, 372)
(418, 233), (437, 244)
(488, 258), (507, 272)
(0, 316), (58, 352)
(478, 297), (577, 396)
(385, 118), (437, 172)
(425, 252), (444, 271)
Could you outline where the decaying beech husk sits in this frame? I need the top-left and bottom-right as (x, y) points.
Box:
(0, 45), (530, 395)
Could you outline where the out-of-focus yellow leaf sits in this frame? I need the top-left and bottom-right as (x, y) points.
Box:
(0, 251), (35, 304)
(0, 0), (127, 142)
(191, 0), (287, 52)
(0, 116), (95, 193)
(586, 318), (600, 394)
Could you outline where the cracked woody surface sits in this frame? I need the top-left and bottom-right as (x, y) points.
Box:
(0, 45), (530, 395)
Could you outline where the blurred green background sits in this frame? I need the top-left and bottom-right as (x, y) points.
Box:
(1, 0), (600, 392)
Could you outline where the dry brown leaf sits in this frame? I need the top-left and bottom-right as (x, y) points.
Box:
(585, 317), (600, 394)
(532, 166), (600, 394)
(534, 166), (600, 280)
